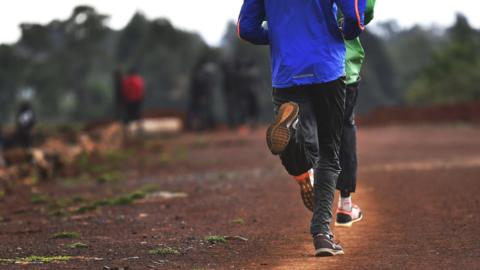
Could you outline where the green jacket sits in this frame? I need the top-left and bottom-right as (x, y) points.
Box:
(343, 0), (376, 85)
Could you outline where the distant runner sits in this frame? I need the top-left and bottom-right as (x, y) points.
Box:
(122, 68), (145, 135)
(15, 101), (36, 149)
(238, 0), (366, 256)
(188, 61), (217, 131)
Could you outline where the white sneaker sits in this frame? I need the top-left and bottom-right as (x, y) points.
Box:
(335, 204), (363, 228)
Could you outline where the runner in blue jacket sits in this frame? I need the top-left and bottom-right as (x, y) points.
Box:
(237, 0), (366, 256)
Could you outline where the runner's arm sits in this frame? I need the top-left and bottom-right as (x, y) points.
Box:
(237, 0), (269, 45)
(334, 0), (367, 40)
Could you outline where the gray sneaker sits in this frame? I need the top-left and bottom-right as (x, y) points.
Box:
(313, 234), (344, 257)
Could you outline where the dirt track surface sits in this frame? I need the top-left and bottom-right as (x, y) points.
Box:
(1, 125), (480, 269)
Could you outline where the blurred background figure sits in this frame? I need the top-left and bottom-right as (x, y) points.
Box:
(222, 59), (260, 132)
(187, 60), (219, 131)
(113, 68), (125, 122)
(15, 101), (36, 149)
(0, 124), (5, 167)
(222, 61), (241, 129)
(122, 67), (145, 136)
(237, 59), (260, 131)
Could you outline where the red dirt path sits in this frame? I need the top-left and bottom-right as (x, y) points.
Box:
(1, 125), (480, 269)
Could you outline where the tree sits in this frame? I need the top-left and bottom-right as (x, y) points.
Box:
(0, 45), (26, 122)
(358, 30), (397, 113)
(407, 14), (480, 105)
(385, 25), (443, 104)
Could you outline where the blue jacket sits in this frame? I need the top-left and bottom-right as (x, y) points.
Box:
(237, 0), (366, 88)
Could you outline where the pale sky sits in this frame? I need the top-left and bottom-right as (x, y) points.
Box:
(1, 0), (479, 46)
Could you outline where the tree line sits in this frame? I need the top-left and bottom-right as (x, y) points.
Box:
(0, 7), (478, 125)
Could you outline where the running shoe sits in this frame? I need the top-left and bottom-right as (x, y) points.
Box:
(313, 234), (344, 256)
(335, 204), (363, 228)
(266, 102), (299, 155)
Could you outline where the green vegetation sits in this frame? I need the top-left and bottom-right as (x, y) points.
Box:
(75, 153), (91, 171)
(103, 149), (134, 163)
(24, 255), (72, 263)
(37, 173), (158, 218)
(48, 191), (142, 217)
(72, 196), (87, 204)
(48, 196), (84, 210)
(47, 196), (87, 216)
(205, 236), (227, 245)
(89, 164), (111, 175)
(174, 146), (189, 161)
(232, 218), (246, 225)
(73, 189), (151, 214)
(49, 198), (69, 208)
(149, 247), (181, 256)
(49, 209), (68, 217)
(59, 175), (91, 188)
(158, 153), (172, 166)
(110, 196), (135, 206)
(191, 137), (210, 149)
(0, 256), (72, 264)
(75, 204), (98, 214)
(129, 191), (147, 200)
(68, 242), (89, 249)
(52, 232), (80, 239)
(0, 259), (13, 264)
(30, 193), (50, 204)
(75, 153), (123, 184)
(97, 171), (120, 184)
(138, 184), (160, 193)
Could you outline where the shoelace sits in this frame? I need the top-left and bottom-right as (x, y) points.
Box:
(327, 235), (342, 246)
(316, 234), (341, 245)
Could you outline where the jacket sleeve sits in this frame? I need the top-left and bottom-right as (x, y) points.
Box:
(237, 0), (269, 45)
(334, 0), (367, 40)
(364, 0), (376, 25)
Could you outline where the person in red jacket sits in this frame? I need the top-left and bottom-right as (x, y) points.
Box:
(122, 67), (145, 134)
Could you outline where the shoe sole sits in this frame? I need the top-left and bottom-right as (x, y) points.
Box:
(315, 248), (345, 257)
(335, 212), (364, 228)
(266, 102), (299, 155)
(299, 181), (314, 212)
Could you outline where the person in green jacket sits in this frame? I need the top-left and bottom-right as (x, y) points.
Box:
(292, 0), (376, 227)
(334, 0), (376, 227)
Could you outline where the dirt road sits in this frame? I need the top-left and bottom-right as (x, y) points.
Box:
(1, 125), (479, 269)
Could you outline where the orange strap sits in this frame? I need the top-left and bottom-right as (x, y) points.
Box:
(236, 18), (242, 39)
(294, 172), (310, 184)
(355, 0), (365, 31)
